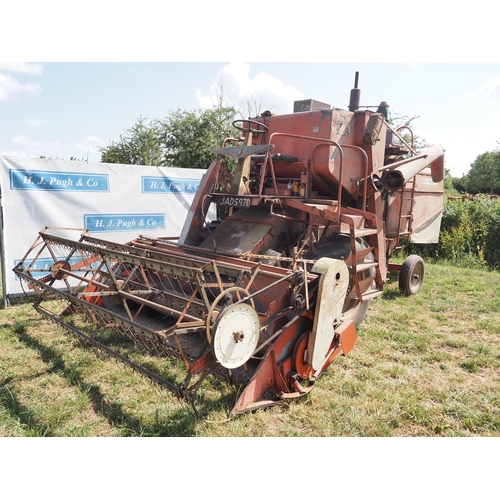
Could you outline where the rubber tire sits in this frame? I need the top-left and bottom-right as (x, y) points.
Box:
(342, 298), (371, 329)
(399, 255), (425, 296)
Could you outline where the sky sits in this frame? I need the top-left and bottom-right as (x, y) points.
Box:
(2, 61), (500, 177)
(1, 3), (499, 179)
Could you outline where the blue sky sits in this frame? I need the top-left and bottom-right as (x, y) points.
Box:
(2, 61), (500, 177)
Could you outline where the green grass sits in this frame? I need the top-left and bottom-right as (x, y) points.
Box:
(1, 262), (499, 436)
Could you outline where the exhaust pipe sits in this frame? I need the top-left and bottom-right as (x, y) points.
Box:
(348, 72), (361, 112)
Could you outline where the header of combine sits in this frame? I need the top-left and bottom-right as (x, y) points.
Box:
(14, 73), (445, 418)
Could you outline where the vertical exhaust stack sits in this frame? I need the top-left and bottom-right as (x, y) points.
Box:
(348, 71), (361, 112)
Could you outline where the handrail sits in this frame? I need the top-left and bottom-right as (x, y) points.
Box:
(385, 123), (416, 156)
(395, 126), (414, 150)
(268, 132), (345, 222)
(310, 141), (343, 218)
(218, 131), (369, 216)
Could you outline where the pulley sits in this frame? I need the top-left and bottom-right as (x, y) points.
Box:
(211, 302), (260, 369)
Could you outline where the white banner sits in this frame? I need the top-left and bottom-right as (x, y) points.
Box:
(0, 156), (214, 298)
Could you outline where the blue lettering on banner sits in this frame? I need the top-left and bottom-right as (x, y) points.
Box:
(9, 169), (109, 191)
(84, 213), (165, 232)
(142, 176), (200, 194)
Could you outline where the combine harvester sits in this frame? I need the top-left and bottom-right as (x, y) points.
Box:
(14, 73), (445, 417)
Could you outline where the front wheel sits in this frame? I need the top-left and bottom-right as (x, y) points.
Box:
(399, 255), (425, 295)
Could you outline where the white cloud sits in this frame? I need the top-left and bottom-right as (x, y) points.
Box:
(33, 140), (61, 149)
(76, 144), (96, 153)
(76, 137), (101, 156)
(1, 149), (30, 157)
(12, 135), (28, 145)
(6, 135), (62, 157)
(196, 62), (304, 115)
(21, 118), (48, 126)
(0, 62), (44, 75)
(0, 73), (42, 101)
(478, 75), (500, 93)
(469, 75), (500, 99)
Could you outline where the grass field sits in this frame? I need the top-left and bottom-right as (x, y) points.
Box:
(1, 262), (499, 437)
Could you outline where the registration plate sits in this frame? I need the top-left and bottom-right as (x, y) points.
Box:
(217, 196), (251, 208)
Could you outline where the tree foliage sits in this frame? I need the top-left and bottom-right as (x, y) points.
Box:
(389, 113), (430, 153)
(101, 117), (164, 166)
(159, 107), (237, 169)
(443, 168), (455, 192)
(100, 107), (237, 169)
(406, 195), (500, 270)
(462, 150), (500, 194)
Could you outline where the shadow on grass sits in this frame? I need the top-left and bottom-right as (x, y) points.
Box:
(0, 377), (54, 436)
(136, 356), (241, 421)
(380, 271), (403, 301)
(10, 321), (201, 436)
(381, 288), (401, 301)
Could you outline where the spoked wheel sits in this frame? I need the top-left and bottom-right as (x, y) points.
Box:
(399, 255), (425, 295)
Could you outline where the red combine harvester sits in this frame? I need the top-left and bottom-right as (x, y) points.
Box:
(14, 73), (445, 417)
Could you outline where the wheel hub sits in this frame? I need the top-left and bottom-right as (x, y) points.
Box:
(212, 302), (260, 369)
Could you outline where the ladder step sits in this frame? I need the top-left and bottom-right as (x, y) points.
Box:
(351, 288), (384, 301)
(344, 246), (375, 265)
(348, 275), (380, 299)
(361, 290), (384, 301)
(348, 262), (378, 272)
(351, 228), (378, 237)
(339, 215), (366, 231)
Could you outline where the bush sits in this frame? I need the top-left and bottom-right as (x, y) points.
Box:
(407, 196), (500, 270)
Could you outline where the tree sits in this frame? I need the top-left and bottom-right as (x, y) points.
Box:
(389, 113), (430, 153)
(463, 151), (500, 194)
(443, 168), (454, 191)
(159, 107), (237, 169)
(451, 174), (468, 194)
(100, 117), (164, 166)
(100, 107), (237, 169)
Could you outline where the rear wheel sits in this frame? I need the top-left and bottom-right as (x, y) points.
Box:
(399, 255), (425, 295)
